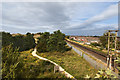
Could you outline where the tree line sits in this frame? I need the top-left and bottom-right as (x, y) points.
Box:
(36, 30), (71, 53)
(2, 32), (36, 51)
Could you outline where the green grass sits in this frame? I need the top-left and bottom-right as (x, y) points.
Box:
(85, 45), (107, 54)
(37, 49), (98, 78)
(69, 43), (97, 61)
(69, 39), (107, 54)
(19, 49), (66, 78)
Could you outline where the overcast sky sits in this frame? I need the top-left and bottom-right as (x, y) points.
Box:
(1, 2), (119, 36)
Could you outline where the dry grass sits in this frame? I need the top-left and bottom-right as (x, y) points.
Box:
(37, 49), (98, 78)
(19, 49), (66, 78)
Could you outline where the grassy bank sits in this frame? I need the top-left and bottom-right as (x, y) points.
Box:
(37, 49), (98, 78)
(68, 39), (107, 54)
(68, 42), (107, 66)
(19, 49), (66, 78)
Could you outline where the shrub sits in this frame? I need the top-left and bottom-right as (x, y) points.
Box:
(2, 32), (36, 51)
(2, 45), (24, 78)
(85, 69), (117, 79)
(36, 30), (71, 53)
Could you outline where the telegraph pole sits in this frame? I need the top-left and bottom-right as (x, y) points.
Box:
(113, 31), (118, 71)
(107, 31), (110, 68)
(107, 30), (119, 70)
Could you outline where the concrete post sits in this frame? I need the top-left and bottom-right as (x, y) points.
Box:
(109, 51), (112, 70)
(54, 65), (59, 73)
(107, 31), (110, 68)
(113, 31), (118, 71)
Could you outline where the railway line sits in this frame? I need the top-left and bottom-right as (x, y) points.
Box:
(66, 40), (120, 77)
(66, 40), (107, 63)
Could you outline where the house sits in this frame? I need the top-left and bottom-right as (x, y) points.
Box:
(69, 36), (100, 43)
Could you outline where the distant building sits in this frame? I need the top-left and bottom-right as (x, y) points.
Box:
(69, 36), (100, 44)
(84, 42), (91, 45)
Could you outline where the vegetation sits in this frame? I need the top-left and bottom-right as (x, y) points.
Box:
(99, 33), (108, 49)
(36, 30), (71, 53)
(69, 39), (107, 54)
(85, 69), (117, 79)
(2, 32), (36, 51)
(37, 49), (97, 78)
(3, 30), (119, 79)
(118, 41), (120, 50)
(99, 32), (120, 50)
(66, 36), (70, 39)
(2, 45), (66, 78)
(2, 31), (67, 78)
(20, 50), (66, 78)
(90, 43), (101, 47)
(2, 45), (23, 78)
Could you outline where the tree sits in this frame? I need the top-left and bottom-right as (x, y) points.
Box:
(2, 32), (13, 47)
(2, 32), (36, 51)
(99, 33), (108, 48)
(36, 32), (50, 53)
(47, 36), (57, 52)
(100, 32), (115, 49)
(50, 30), (66, 52)
(36, 30), (71, 53)
(26, 32), (31, 35)
(66, 36), (70, 39)
(90, 43), (100, 47)
(117, 40), (120, 50)
(24, 33), (36, 50)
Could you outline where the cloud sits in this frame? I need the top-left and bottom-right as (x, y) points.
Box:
(1, 2), (118, 35)
(63, 23), (118, 36)
(2, 2), (71, 33)
(68, 4), (118, 30)
(1, 0), (120, 2)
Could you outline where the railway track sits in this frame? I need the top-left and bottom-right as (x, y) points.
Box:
(66, 40), (107, 63)
(66, 40), (120, 77)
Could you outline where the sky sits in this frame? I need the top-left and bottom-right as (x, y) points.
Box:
(1, 1), (119, 36)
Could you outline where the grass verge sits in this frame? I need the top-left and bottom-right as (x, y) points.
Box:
(37, 49), (98, 78)
(68, 39), (107, 54)
(19, 49), (66, 78)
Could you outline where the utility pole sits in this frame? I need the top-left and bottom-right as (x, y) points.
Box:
(107, 31), (110, 68)
(113, 31), (118, 71)
(107, 30), (119, 71)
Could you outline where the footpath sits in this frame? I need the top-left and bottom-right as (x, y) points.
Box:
(32, 48), (77, 80)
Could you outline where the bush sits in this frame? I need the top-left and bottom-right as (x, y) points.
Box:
(2, 32), (36, 51)
(85, 69), (117, 79)
(36, 30), (71, 53)
(2, 45), (24, 78)
(90, 43), (100, 47)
